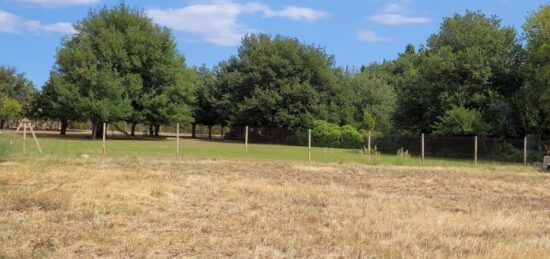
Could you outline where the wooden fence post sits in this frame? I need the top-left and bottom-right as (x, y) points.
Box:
(176, 123), (180, 156)
(245, 126), (248, 160)
(23, 121), (27, 154)
(308, 129), (312, 163)
(422, 133), (430, 165)
(103, 122), (106, 155)
(474, 136), (478, 165)
(523, 137), (527, 165)
(368, 131), (371, 162)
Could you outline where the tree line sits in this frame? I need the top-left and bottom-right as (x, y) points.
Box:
(1, 3), (550, 139)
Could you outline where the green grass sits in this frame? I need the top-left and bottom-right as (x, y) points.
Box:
(0, 131), (511, 167)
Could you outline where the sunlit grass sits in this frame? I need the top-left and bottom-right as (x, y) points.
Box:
(0, 130), (509, 167)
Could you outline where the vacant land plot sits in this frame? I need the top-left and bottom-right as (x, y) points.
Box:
(0, 157), (549, 257)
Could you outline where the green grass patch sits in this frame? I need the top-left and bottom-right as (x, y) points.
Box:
(0, 131), (512, 167)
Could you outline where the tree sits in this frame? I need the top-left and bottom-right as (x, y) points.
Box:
(36, 72), (81, 135)
(193, 66), (226, 139)
(0, 98), (23, 126)
(432, 106), (489, 136)
(392, 11), (523, 136)
(49, 3), (195, 138)
(0, 66), (36, 128)
(345, 72), (396, 131)
(216, 34), (338, 129)
(521, 4), (550, 135)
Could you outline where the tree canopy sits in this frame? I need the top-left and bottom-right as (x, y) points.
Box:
(40, 3), (196, 137)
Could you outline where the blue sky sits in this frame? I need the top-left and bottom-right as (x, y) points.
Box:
(0, 0), (545, 87)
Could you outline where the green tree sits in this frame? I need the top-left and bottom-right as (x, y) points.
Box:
(0, 66), (36, 128)
(35, 72), (81, 135)
(392, 11), (523, 136)
(216, 34), (338, 129)
(50, 3), (195, 138)
(432, 106), (489, 136)
(193, 66), (226, 139)
(345, 72), (395, 131)
(520, 4), (550, 135)
(0, 98), (23, 125)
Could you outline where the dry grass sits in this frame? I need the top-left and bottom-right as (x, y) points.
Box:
(0, 157), (549, 258)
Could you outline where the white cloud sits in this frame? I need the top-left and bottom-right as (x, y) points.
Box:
(382, 3), (404, 13)
(0, 9), (20, 32)
(357, 30), (391, 43)
(147, 1), (329, 46)
(11, 0), (100, 7)
(0, 9), (75, 34)
(265, 6), (329, 21)
(369, 14), (430, 25)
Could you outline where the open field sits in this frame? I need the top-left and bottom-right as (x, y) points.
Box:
(0, 130), (509, 167)
(0, 157), (549, 257)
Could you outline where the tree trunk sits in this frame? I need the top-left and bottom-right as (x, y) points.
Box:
(191, 123), (196, 138)
(208, 125), (212, 139)
(60, 119), (68, 136)
(154, 124), (160, 137)
(92, 121), (104, 140)
(149, 124), (154, 136)
(220, 125), (224, 138)
(0, 119), (4, 129)
(130, 122), (137, 137)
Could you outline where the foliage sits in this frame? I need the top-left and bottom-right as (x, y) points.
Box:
(0, 66), (36, 116)
(391, 11), (523, 136)
(216, 34), (337, 129)
(361, 110), (376, 131)
(520, 4), (550, 135)
(311, 120), (363, 148)
(432, 106), (489, 136)
(40, 3), (195, 137)
(0, 98), (23, 121)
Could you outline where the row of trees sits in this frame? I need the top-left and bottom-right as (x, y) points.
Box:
(1, 3), (550, 139)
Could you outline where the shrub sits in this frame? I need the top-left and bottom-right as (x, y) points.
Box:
(341, 125), (364, 148)
(312, 120), (342, 147)
(495, 142), (522, 162)
(311, 120), (364, 148)
(432, 106), (489, 136)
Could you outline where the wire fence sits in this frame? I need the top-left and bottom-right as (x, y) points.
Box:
(1, 120), (547, 165)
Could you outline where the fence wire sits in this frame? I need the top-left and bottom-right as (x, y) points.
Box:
(2, 121), (549, 164)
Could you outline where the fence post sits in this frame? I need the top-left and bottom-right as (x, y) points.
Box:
(176, 123), (180, 156)
(245, 126), (248, 160)
(474, 136), (478, 165)
(422, 133), (430, 165)
(308, 129), (312, 163)
(523, 137), (527, 165)
(23, 121), (27, 154)
(368, 131), (371, 162)
(103, 122), (106, 155)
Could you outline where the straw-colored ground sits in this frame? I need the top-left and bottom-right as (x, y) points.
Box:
(0, 157), (549, 258)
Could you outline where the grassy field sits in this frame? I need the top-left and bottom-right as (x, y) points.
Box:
(0, 157), (549, 257)
(0, 130), (506, 167)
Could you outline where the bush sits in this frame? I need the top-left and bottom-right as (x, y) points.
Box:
(312, 120), (342, 147)
(341, 125), (363, 148)
(311, 120), (364, 148)
(494, 142), (522, 162)
(432, 106), (489, 136)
